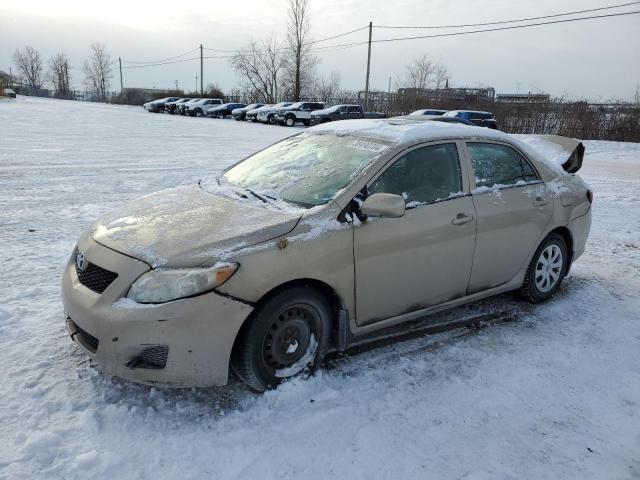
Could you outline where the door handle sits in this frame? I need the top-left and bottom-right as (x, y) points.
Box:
(533, 197), (548, 207)
(452, 213), (474, 225)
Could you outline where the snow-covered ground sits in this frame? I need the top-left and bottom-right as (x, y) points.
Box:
(1, 96), (639, 480)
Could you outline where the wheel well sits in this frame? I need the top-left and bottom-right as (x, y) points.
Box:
(230, 279), (345, 361)
(549, 226), (574, 272)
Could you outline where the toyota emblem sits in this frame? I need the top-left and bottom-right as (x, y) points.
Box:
(76, 250), (88, 271)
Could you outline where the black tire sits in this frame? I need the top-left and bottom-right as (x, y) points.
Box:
(231, 286), (332, 392)
(302, 120), (310, 126)
(519, 233), (568, 303)
(285, 116), (296, 127)
(268, 115), (277, 125)
(194, 108), (202, 117)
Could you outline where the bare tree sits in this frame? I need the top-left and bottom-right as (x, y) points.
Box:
(314, 71), (341, 103)
(433, 61), (450, 90)
(83, 43), (113, 101)
(403, 55), (434, 91)
(49, 52), (72, 99)
(205, 82), (225, 99)
(230, 37), (283, 102)
(13, 46), (45, 91)
(283, 0), (317, 100)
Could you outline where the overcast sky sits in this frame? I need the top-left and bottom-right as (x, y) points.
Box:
(1, 0), (639, 100)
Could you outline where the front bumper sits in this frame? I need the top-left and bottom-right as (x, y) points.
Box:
(309, 117), (325, 126)
(61, 237), (253, 387)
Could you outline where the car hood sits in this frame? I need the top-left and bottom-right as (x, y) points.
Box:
(90, 184), (302, 268)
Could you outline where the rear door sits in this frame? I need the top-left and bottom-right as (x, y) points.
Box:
(354, 141), (477, 325)
(462, 141), (554, 293)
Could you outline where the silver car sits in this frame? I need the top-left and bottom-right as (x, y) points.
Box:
(62, 119), (592, 391)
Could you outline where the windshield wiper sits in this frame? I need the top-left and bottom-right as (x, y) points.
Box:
(245, 189), (268, 203)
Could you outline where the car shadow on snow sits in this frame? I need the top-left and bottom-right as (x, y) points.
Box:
(83, 276), (588, 416)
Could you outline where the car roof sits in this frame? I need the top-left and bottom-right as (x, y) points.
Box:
(307, 118), (508, 145)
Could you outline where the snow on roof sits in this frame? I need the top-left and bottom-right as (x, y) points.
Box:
(307, 118), (509, 145)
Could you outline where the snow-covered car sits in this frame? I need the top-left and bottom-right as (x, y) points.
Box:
(411, 108), (447, 116)
(231, 103), (265, 121)
(2, 88), (16, 98)
(143, 97), (180, 113)
(207, 103), (245, 119)
(256, 101), (294, 124)
(245, 104), (273, 122)
(444, 110), (498, 129)
(186, 98), (223, 117)
(62, 119), (592, 392)
(396, 114), (476, 126)
(309, 104), (385, 125)
(164, 98), (192, 114)
(274, 101), (325, 126)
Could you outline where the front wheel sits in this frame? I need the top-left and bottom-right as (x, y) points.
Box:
(231, 287), (332, 392)
(268, 115), (277, 125)
(519, 233), (568, 303)
(285, 116), (296, 127)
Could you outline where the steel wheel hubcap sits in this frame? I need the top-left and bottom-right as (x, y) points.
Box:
(262, 306), (317, 370)
(535, 244), (563, 292)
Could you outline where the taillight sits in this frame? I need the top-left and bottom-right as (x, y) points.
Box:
(586, 190), (593, 203)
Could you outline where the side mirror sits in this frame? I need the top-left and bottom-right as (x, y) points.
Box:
(360, 193), (405, 218)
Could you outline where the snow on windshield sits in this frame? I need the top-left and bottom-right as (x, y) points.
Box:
(202, 133), (390, 207)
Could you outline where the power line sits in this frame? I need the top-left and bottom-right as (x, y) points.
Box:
(376, 0), (640, 28)
(309, 25), (369, 44)
(122, 47), (200, 65)
(121, 56), (201, 69)
(201, 25), (369, 55)
(315, 10), (640, 50)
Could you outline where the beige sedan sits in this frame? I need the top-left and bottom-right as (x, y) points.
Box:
(62, 119), (592, 391)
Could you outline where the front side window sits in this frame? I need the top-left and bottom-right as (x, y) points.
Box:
(467, 143), (538, 188)
(369, 143), (463, 208)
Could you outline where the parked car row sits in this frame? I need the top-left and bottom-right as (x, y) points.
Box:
(142, 97), (498, 129)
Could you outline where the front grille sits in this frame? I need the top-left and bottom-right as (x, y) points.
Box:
(76, 262), (118, 294)
(68, 318), (99, 354)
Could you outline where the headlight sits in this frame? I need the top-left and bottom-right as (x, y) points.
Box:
(127, 262), (238, 304)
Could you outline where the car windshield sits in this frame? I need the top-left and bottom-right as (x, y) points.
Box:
(219, 133), (391, 207)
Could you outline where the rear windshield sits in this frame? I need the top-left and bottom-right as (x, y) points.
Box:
(217, 133), (391, 207)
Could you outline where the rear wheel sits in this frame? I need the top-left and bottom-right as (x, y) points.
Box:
(268, 115), (277, 125)
(520, 233), (568, 303)
(231, 287), (332, 392)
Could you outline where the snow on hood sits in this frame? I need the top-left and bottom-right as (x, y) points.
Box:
(91, 184), (302, 268)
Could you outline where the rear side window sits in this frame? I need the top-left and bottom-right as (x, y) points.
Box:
(467, 143), (538, 188)
(348, 106), (361, 113)
(369, 143), (463, 207)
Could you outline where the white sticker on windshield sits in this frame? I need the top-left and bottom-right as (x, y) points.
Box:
(348, 140), (388, 153)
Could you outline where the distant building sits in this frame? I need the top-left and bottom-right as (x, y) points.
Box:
(496, 93), (550, 103)
(397, 87), (496, 102)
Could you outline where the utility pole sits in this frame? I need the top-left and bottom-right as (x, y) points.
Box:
(195, 73), (198, 94)
(9, 67), (13, 88)
(200, 44), (203, 95)
(175, 80), (179, 92)
(364, 21), (373, 111)
(118, 57), (123, 94)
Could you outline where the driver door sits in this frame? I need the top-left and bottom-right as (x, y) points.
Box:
(353, 141), (477, 325)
